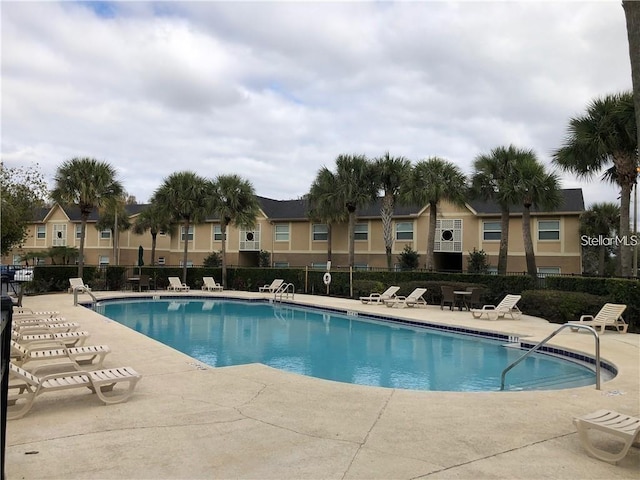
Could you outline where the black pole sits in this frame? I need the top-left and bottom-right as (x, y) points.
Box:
(0, 295), (14, 479)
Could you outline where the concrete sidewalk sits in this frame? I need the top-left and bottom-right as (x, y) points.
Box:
(5, 291), (640, 479)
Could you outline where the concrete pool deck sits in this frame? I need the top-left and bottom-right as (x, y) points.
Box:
(5, 291), (640, 479)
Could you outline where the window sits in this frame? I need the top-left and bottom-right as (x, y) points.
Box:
(179, 260), (194, 267)
(53, 224), (67, 246)
(354, 223), (368, 241)
(36, 225), (46, 239)
(311, 262), (327, 269)
(99, 256), (110, 266)
(483, 221), (501, 241)
(538, 220), (560, 240)
(213, 225), (223, 241)
(157, 257), (166, 266)
(100, 229), (111, 239)
(395, 222), (413, 241)
(312, 224), (328, 241)
(273, 261), (289, 268)
(275, 224), (290, 242)
(537, 267), (560, 277)
(181, 226), (194, 241)
(354, 263), (369, 271)
(75, 225), (82, 240)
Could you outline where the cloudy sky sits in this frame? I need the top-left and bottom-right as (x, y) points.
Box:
(1, 1), (633, 209)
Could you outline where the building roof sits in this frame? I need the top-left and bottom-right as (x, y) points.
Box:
(37, 188), (584, 224)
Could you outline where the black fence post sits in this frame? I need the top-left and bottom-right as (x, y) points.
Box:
(1, 295), (14, 479)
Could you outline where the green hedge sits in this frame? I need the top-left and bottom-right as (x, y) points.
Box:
(520, 290), (610, 326)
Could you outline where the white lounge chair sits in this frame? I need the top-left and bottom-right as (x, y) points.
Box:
(13, 330), (91, 348)
(259, 279), (284, 293)
(7, 363), (141, 419)
(13, 322), (80, 334)
(201, 276), (223, 292)
(167, 277), (190, 291)
(360, 286), (400, 304)
(569, 303), (628, 334)
(573, 409), (640, 463)
(471, 294), (522, 320)
(11, 340), (111, 372)
(385, 288), (428, 308)
(69, 278), (91, 293)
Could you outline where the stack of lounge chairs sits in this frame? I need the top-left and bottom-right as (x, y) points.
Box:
(8, 307), (141, 419)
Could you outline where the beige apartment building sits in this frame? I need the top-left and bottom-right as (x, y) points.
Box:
(4, 189), (584, 275)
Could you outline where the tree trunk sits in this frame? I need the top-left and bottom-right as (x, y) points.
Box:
(619, 181), (633, 276)
(348, 211), (356, 267)
(598, 245), (606, 276)
(426, 202), (437, 270)
(182, 219), (189, 283)
(498, 206), (510, 275)
(221, 221), (228, 289)
(327, 223), (333, 262)
(78, 217), (86, 279)
(381, 194), (394, 269)
(522, 205), (537, 279)
(151, 233), (157, 266)
(623, 0), (640, 277)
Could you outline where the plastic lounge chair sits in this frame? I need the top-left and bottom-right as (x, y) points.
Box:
(13, 322), (80, 334)
(569, 303), (628, 334)
(360, 286), (400, 304)
(259, 279), (284, 293)
(14, 308), (60, 317)
(69, 278), (91, 293)
(11, 340), (111, 372)
(201, 276), (223, 292)
(385, 288), (428, 308)
(573, 409), (640, 463)
(7, 363), (141, 419)
(167, 277), (190, 291)
(14, 330), (91, 348)
(440, 286), (455, 310)
(471, 294), (522, 320)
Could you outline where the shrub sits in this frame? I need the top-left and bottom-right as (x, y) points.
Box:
(520, 290), (609, 325)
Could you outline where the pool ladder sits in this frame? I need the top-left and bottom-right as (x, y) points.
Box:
(73, 288), (98, 307)
(274, 283), (295, 302)
(500, 324), (601, 391)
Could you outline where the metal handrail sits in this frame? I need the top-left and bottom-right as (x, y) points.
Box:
(274, 283), (295, 301)
(500, 324), (600, 391)
(73, 288), (98, 307)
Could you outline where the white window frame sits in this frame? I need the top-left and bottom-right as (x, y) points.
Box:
(312, 224), (328, 241)
(483, 221), (502, 241)
(100, 229), (111, 239)
(75, 225), (82, 240)
(181, 225), (194, 242)
(273, 261), (289, 268)
(537, 266), (561, 277)
(538, 220), (560, 241)
(354, 223), (368, 241)
(157, 257), (166, 265)
(36, 225), (46, 239)
(98, 255), (110, 266)
(275, 224), (290, 242)
(395, 222), (413, 241)
(213, 225), (223, 242)
(179, 260), (194, 268)
(53, 224), (67, 246)
(311, 262), (327, 269)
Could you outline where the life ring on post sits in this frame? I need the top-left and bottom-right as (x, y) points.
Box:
(323, 272), (332, 285)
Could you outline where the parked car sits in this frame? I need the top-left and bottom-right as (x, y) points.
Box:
(0, 265), (20, 282)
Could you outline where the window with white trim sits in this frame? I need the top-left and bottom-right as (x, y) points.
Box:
(213, 225), (223, 241)
(36, 225), (46, 239)
(179, 260), (194, 267)
(354, 223), (368, 241)
(273, 261), (289, 268)
(100, 229), (111, 239)
(75, 225), (82, 240)
(181, 225), (194, 241)
(275, 224), (290, 242)
(53, 224), (67, 246)
(99, 256), (110, 266)
(395, 222), (413, 240)
(483, 221), (501, 241)
(311, 262), (327, 269)
(157, 257), (166, 265)
(538, 220), (560, 240)
(312, 224), (328, 241)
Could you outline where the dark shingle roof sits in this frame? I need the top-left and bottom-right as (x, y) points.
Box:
(44, 188), (584, 224)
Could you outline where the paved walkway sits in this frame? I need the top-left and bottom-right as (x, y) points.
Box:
(6, 291), (640, 479)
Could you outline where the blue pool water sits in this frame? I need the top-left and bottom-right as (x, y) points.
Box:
(95, 298), (599, 392)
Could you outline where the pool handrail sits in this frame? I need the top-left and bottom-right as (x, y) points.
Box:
(500, 324), (600, 391)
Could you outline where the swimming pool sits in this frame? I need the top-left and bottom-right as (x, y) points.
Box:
(95, 298), (604, 392)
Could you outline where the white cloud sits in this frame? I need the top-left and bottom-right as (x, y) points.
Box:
(1, 0), (632, 209)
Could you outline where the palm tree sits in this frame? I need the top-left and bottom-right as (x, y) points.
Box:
(307, 167), (347, 263)
(95, 193), (131, 265)
(51, 158), (123, 278)
(581, 202), (620, 276)
(373, 152), (411, 269)
(332, 154), (378, 267)
(553, 92), (637, 276)
(401, 157), (467, 271)
(623, 1), (640, 169)
(132, 201), (176, 267)
(511, 153), (562, 279)
(153, 171), (211, 283)
(470, 146), (526, 275)
(209, 174), (260, 288)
